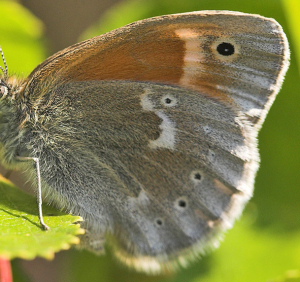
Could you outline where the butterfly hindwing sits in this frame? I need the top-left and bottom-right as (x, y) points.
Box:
(30, 80), (258, 271)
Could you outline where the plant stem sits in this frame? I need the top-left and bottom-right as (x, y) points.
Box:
(0, 258), (13, 282)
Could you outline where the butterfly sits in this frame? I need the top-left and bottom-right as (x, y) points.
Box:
(0, 10), (289, 273)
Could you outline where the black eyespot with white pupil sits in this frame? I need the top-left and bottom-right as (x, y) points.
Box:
(217, 42), (235, 56)
(161, 94), (177, 107)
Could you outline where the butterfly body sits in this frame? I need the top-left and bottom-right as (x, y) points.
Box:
(0, 11), (289, 273)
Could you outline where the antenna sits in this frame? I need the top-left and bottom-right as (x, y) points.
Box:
(0, 47), (8, 78)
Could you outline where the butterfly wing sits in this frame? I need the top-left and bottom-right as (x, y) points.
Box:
(30, 80), (258, 272)
(20, 11), (289, 273)
(25, 11), (289, 126)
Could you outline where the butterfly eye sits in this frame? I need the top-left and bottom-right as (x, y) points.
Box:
(217, 42), (235, 56)
(0, 81), (9, 99)
(0, 86), (7, 96)
(161, 94), (177, 107)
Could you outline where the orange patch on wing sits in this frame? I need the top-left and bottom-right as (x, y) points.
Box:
(214, 179), (234, 195)
(65, 28), (185, 86)
(175, 27), (234, 102)
(28, 22), (234, 104)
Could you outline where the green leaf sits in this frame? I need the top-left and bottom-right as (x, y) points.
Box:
(271, 270), (300, 282)
(0, 0), (84, 263)
(0, 176), (84, 260)
(0, 1), (46, 76)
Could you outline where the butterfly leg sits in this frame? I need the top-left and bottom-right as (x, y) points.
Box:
(17, 156), (50, 230)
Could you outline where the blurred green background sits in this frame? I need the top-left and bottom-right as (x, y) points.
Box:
(0, 0), (299, 281)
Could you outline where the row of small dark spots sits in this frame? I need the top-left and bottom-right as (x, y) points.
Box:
(155, 198), (189, 227)
(154, 171), (203, 227)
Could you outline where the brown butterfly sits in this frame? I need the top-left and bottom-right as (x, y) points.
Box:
(0, 11), (289, 273)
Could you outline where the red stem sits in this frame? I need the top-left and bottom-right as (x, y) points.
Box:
(0, 258), (13, 282)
